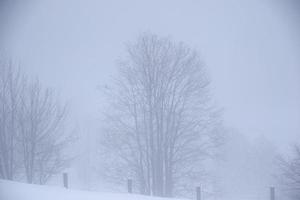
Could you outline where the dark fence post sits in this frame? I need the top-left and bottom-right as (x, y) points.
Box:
(270, 187), (275, 200)
(196, 186), (201, 200)
(127, 179), (133, 193)
(63, 173), (68, 189)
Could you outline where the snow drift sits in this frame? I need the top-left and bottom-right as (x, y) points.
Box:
(0, 180), (185, 200)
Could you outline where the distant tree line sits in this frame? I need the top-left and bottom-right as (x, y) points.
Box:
(278, 144), (300, 200)
(0, 59), (71, 184)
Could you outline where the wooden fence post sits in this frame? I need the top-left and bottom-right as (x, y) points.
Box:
(196, 186), (201, 200)
(63, 173), (68, 189)
(127, 179), (133, 193)
(270, 187), (275, 200)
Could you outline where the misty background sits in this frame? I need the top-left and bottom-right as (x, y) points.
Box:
(0, 0), (300, 199)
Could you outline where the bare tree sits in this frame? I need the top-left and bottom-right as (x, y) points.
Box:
(0, 60), (24, 180)
(277, 144), (300, 200)
(0, 58), (71, 184)
(18, 80), (70, 184)
(100, 33), (220, 197)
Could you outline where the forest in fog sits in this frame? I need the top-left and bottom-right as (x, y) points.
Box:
(0, 1), (300, 200)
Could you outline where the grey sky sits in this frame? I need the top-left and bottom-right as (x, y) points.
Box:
(5, 0), (300, 151)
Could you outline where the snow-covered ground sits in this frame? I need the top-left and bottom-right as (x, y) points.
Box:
(0, 180), (186, 200)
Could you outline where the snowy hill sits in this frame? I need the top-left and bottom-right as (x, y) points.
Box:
(0, 180), (184, 200)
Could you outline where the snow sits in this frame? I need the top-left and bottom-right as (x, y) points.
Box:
(0, 180), (186, 200)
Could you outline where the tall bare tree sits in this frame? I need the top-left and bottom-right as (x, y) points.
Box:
(0, 60), (24, 180)
(19, 80), (69, 184)
(100, 33), (220, 197)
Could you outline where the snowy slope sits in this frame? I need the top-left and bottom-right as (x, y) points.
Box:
(0, 180), (185, 200)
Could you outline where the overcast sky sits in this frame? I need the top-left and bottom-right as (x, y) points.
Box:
(4, 0), (300, 151)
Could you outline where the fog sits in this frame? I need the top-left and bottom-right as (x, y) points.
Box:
(0, 0), (299, 200)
